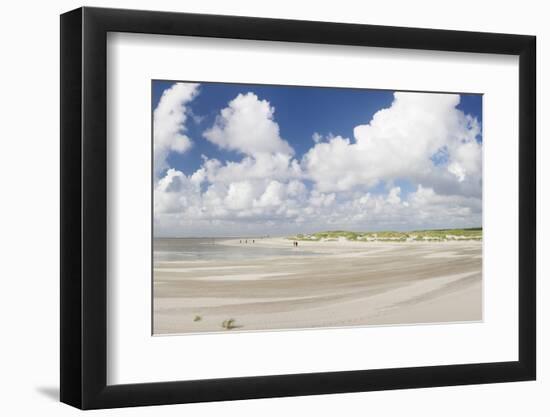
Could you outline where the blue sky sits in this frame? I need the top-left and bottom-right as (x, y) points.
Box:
(153, 81), (481, 179)
(152, 81), (482, 236)
(154, 82), (389, 175)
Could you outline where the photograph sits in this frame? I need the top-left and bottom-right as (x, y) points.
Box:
(152, 81), (483, 335)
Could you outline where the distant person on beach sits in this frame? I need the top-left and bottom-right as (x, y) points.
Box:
(253, 240), (255, 243)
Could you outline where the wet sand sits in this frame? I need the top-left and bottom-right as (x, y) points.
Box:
(153, 238), (482, 335)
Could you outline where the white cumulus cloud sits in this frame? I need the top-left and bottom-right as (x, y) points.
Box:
(153, 82), (200, 178)
(302, 92), (481, 196)
(203, 92), (294, 156)
(153, 88), (482, 237)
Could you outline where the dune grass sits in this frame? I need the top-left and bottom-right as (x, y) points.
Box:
(289, 227), (482, 242)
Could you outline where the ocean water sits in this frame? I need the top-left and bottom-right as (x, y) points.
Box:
(154, 238), (316, 262)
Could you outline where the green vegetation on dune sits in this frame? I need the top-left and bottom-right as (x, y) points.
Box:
(288, 228), (482, 242)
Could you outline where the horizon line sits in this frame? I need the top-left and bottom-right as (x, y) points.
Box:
(153, 226), (483, 239)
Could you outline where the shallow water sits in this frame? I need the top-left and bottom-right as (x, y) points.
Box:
(154, 238), (317, 262)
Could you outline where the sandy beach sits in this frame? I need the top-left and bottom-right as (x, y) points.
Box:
(153, 238), (482, 335)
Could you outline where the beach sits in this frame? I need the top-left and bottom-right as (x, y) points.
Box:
(153, 237), (482, 335)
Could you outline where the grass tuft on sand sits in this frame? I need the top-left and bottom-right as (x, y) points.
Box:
(222, 318), (238, 330)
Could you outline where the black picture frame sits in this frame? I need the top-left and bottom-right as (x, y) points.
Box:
(60, 6), (536, 410)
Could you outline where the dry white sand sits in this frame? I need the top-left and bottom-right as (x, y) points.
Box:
(153, 238), (482, 334)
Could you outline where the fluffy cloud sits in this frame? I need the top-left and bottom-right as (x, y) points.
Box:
(203, 92), (294, 156)
(302, 92), (481, 197)
(153, 82), (200, 178)
(312, 132), (322, 143)
(154, 179), (481, 237)
(200, 152), (302, 184)
(154, 89), (482, 236)
(154, 91), (305, 229)
(154, 168), (202, 215)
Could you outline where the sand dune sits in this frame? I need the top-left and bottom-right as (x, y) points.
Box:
(153, 239), (482, 335)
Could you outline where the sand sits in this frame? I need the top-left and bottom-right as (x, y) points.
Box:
(153, 238), (482, 335)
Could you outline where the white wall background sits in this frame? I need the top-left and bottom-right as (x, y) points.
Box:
(0, 0), (545, 415)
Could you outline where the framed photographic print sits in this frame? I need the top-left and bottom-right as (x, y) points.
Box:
(60, 7), (536, 409)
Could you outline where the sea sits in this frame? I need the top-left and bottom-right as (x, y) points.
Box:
(153, 238), (316, 262)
